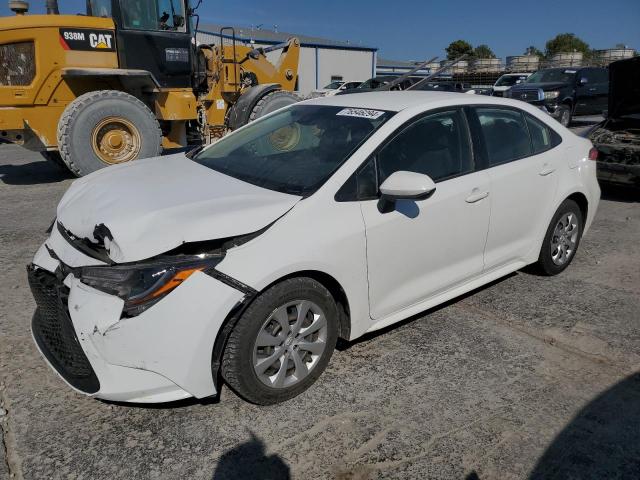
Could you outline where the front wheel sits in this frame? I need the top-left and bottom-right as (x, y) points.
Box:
(57, 90), (162, 176)
(535, 199), (583, 275)
(222, 278), (338, 405)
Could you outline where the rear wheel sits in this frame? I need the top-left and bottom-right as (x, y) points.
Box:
(57, 90), (162, 176)
(248, 90), (300, 123)
(222, 277), (338, 405)
(535, 199), (583, 275)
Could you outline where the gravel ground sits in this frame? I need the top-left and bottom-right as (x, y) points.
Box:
(0, 128), (638, 480)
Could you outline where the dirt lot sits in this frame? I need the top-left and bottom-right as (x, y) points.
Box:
(0, 141), (639, 480)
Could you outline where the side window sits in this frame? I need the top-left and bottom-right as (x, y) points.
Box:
(88, 0), (112, 17)
(525, 113), (562, 154)
(121, 0), (186, 32)
(335, 157), (377, 202)
(592, 68), (609, 84)
(377, 110), (473, 184)
(476, 108), (532, 166)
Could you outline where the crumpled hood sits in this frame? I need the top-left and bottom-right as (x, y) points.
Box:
(56, 154), (301, 263)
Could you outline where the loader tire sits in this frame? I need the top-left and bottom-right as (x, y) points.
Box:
(57, 90), (162, 177)
(248, 90), (301, 122)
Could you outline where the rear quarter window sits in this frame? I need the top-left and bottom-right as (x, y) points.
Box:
(525, 113), (562, 154)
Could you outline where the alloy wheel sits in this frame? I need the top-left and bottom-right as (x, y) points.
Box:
(550, 212), (579, 266)
(253, 300), (328, 389)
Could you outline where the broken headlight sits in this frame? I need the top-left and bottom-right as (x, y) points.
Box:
(79, 254), (224, 316)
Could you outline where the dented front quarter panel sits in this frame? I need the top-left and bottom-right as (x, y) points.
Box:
(66, 272), (244, 400)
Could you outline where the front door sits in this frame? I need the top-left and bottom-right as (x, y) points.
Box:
(360, 109), (491, 320)
(113, 0), (193, 88)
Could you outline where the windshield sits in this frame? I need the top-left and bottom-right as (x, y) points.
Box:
(193, 105), (394, 196)
(496, 75), (528, 87)
(526, 69), (576, 84)
(358, 78), (391, 89)
(324, 81), (344, 90)
(414, 82), (456, 91)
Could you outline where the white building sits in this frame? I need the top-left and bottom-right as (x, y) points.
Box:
(197, 24), (377, 94)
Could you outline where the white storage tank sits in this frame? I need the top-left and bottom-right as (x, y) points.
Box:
(548, 52), (584, 67)
(440, 59), (468, 73)
(471, 58), (502, 72)
(506, 55), (539, 72)
(594, 48), (635, 65)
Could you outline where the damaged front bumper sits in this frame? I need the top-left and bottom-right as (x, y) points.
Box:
(29, 228), (247, 403)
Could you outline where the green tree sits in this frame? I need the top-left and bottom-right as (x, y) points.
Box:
(524, 46), (544, 58)
(473, 44), (496, 59)
(446, 40), (473, 60)
(545, 33), (590, 57)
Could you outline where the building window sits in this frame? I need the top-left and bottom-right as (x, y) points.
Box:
(330, 75), (343, 82)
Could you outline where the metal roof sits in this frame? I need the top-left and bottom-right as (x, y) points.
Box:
(377, 58), (423, 68)
(198, 23), (377, 52)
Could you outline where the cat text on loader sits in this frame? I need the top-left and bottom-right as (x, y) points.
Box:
(0, 0), (300, 176)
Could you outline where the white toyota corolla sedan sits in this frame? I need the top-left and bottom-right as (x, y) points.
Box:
(29, 91), (600, 405)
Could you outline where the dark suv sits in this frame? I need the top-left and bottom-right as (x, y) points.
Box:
(507, 67), (608, 126)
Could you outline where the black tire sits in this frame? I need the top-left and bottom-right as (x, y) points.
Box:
(535, 199), (583, 276)
(39, 151), (67, 171)
(57, 90), (162, 177)
(248, 90), (300, 123)
(222, 277), (338, 405)
(556, 104), (572, 127)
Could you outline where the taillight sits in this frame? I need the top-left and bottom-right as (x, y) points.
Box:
(588, 147), (598, 161)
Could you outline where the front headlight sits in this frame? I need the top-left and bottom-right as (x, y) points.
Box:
(544, 91), (560, 100)
(79, 254), (224, 316)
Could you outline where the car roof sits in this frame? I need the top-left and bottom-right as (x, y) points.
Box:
(302, 90), (526, 112)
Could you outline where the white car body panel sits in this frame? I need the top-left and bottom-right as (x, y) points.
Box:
(30, 91), (600, 402)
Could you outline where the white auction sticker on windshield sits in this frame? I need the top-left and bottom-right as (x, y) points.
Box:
(564, 70), (577, 74)
(336, 108), (385, 119)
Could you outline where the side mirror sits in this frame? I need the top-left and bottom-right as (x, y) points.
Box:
(380, 170), (436, 200)
(579, 77), (588, 86)
(378, 171), (436, 213)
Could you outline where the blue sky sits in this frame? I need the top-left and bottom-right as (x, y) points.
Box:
(2, 0), (639, 60)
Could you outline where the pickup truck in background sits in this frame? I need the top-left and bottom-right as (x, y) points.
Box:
(588, 57), (640, 186)
(506, 67), (609, 126)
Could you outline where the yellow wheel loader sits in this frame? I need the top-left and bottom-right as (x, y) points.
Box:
(0, 0), (300, 176)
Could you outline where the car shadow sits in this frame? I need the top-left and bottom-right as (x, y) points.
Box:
(0, 159), (74, 185)
(100, 395), (220, 410)
(211, 431), (291, 480)
(529, 372), (640, 479)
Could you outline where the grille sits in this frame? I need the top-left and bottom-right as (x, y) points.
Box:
(28, 266), (100, 393)
(0, 42), (36, 86)
(512, 89), (541, 102)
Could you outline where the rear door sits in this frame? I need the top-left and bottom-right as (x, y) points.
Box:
(470, 107), (561, 269)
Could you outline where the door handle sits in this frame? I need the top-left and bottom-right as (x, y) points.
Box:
(539, 165), (556, 176)
(465, 190), (489, 203)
